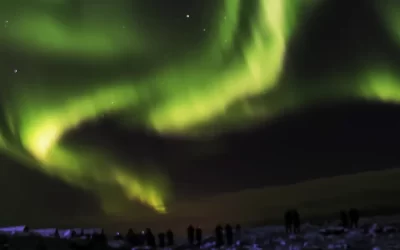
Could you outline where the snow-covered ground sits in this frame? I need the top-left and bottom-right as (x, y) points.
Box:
(227, 223), (400, 250)
(3, 215), (400, 249)
(115, 215), (400, 249)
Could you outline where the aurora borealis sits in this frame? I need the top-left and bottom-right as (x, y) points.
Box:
(1, 0), (400, 224)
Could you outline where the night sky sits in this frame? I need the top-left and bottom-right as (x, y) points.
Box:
(1, 0), (400, 232)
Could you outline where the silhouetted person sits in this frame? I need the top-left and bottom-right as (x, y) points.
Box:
(158, 233), (165, 248)
(225, 224), (233, 246)
(145, 228), (156, 247)
(91, 230), (107, 249)
(137, 231), (146, 246)
(166, 229), (174, 246)
(23, 226), (29, 233)
(195, 226), (202, 246)
(187, 225), (195, 245)
(349, 208), (360, 228)
(215, 225), (224, 247)
(70, 230), (77, 238)
(54, 229), (60, 238)
(340, 210), (349, 228)
(126, 228), (134, 237)
(292, 210), (301, 233)
(284, 210), (293, 233)
(98, 229), (107, 243)
(100, 228), (107, 242)
(235, 224), (242, 245)
(113, 232), (123, 240)
(126, 228), (137, 246)
(91, 232), (98, 241)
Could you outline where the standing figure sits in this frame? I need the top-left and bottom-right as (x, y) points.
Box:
(99, 229), (107, 243)
(340, 210), (349, 228)
(292, 210), (301, 233)
(166, 229), (174, 246)
(225, 224), (233, 246)
(187, 225), (195, 245)
(195, 226), (202, 246)
(235, 224), (242, 246)
(158, 233), (165, 248)
(284, 210), (293, 233)
(145, 228), (156, 247)
(113, 232), (123, 241)
(137, 231), (146, 246)
(126, 228), (136, 246)
(349, 208), (360, 228)
(215, 225), (224, 248)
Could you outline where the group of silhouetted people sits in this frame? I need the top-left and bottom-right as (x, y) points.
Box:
(69, 229), (107, 242)
(119, 228), (174, 248)
(186, 225), (202, 246)
(340, 208), (360, 228)
(0, 208), (365, 250)
(113, 224), (241, 248)
(283, 208), (360, 234)
(215, 224), (241, 248)
(185, 224), (241, 247)
(110, 224), (241, 248)
(284, 209), (301, 233)
(19, 207), (360, 249)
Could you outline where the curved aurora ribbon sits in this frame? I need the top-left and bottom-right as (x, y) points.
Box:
(1, 0), (309, 214)
(1, 0), (400, 215)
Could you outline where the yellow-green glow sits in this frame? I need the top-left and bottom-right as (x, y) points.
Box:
(114, 169), (166, 213)
(4, 2), (150, 57)
(1, 0), (313, 214)
(2, 0), (400, 216)
(361, 68), (400, 103)
(376, 0), (400, 45)
(148, 0), (293, 132)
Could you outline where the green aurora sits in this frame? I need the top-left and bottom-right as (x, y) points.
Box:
(0, 0), (399, 215)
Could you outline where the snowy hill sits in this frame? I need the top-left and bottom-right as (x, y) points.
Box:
(171, 216), (400, 249)
(3, 215), (400, 249)
(162, 168), (400, 229)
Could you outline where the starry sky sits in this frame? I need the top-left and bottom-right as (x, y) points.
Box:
(1, 0), (400, 231)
